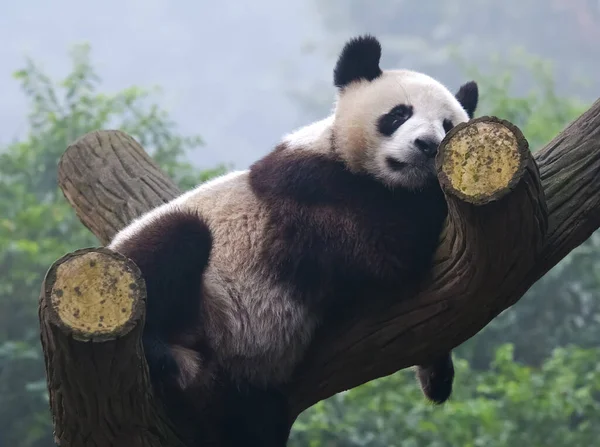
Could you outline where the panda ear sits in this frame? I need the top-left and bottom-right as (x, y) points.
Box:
(455, 81), (479, 119)
(333, 35), (383, 89)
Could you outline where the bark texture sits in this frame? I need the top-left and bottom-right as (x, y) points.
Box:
(43, 102), (600, 441)
(39, 248), (185, 447)
(58, 130), (181, 245)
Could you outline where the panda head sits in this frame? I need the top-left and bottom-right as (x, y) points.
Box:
(332, 35), (478, 191)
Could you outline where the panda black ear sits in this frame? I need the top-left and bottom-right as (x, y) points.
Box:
(455, 81), (479, 119)
(333, 35), (383, 89)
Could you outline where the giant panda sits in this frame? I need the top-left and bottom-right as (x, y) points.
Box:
(108, 35), (478, 446)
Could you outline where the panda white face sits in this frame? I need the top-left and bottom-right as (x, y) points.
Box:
(331, 36), (478, 191)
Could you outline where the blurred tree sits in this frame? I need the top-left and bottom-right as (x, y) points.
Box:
(457, 52), (588, 150)
(0, 43), (225, 447)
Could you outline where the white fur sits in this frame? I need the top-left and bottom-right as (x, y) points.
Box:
(110, 170), (247, 249)
(282, 116), (334, 152)
(333, 69), (471, 190)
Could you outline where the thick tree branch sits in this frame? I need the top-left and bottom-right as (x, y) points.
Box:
(289, 117), (547, 413)
(50, 101), (600, 437)
(535, 100), (600, 271)
(39, 248), (185, 446)
(58, 130), (181, 245)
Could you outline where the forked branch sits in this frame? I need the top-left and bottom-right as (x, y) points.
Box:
(41, 100), (600, 443)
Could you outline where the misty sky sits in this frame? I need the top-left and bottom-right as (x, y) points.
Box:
(2, 1), (599, 172)
(0, 0), (332, 170)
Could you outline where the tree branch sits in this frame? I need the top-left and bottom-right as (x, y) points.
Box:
(39, 247), (185, 446)
(58, 130), (181, 245)
(50, 100), (600, 436)
(288, 116), (548, 414)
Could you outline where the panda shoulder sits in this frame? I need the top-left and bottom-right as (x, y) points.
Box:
(249, 142), (355, 205)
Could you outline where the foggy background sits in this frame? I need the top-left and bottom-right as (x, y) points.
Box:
(2, 0), (598, 169)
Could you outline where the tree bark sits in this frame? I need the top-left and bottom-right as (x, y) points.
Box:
(58, 130), (181, 245)
(39, 247), (185, 447)
(47, 101), (600, 440)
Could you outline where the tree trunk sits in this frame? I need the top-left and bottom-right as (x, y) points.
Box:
(39, 248), (185, 446)
(40, 101), (600, 444)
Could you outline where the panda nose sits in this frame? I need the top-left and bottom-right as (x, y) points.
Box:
(415, 138), (439, 158)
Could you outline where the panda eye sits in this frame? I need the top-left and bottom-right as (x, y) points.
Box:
(443, 119), (454, 133)
(377, 104), (413, 137)
(392, 105), (412, 120)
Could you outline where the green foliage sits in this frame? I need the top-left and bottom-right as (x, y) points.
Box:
(290, 344), (600, 446)
(454, 49), (588, 151)
(0, 43), (224, 447)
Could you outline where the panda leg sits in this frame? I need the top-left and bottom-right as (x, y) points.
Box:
(110, 207), (213, 390)
(416, 351), (454, 404)
(222, 382), (291, 447)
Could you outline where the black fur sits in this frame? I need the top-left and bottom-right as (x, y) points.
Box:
(249, 143), (466, 406)
(334, 34), (383, 89)
(249, 145), (447, 314)
(455, 81), (479, 118)
(378, 104), (414, 136)
(237, 126), (455, 436)
(111, 208), (213, 388)
(222, 381), (291, 447)
(443, 118), (454, 133)
(416, 352), (455, 404)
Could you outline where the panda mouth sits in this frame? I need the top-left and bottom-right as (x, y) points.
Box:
(386, 157), (407, 171)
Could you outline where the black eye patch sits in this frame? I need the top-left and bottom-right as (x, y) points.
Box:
(443, 119), (454, 133)
(377, 104), (413, 137)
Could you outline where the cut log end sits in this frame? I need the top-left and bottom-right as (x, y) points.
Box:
(44, 248), (145, 342)
(437, 116), (529, 205)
